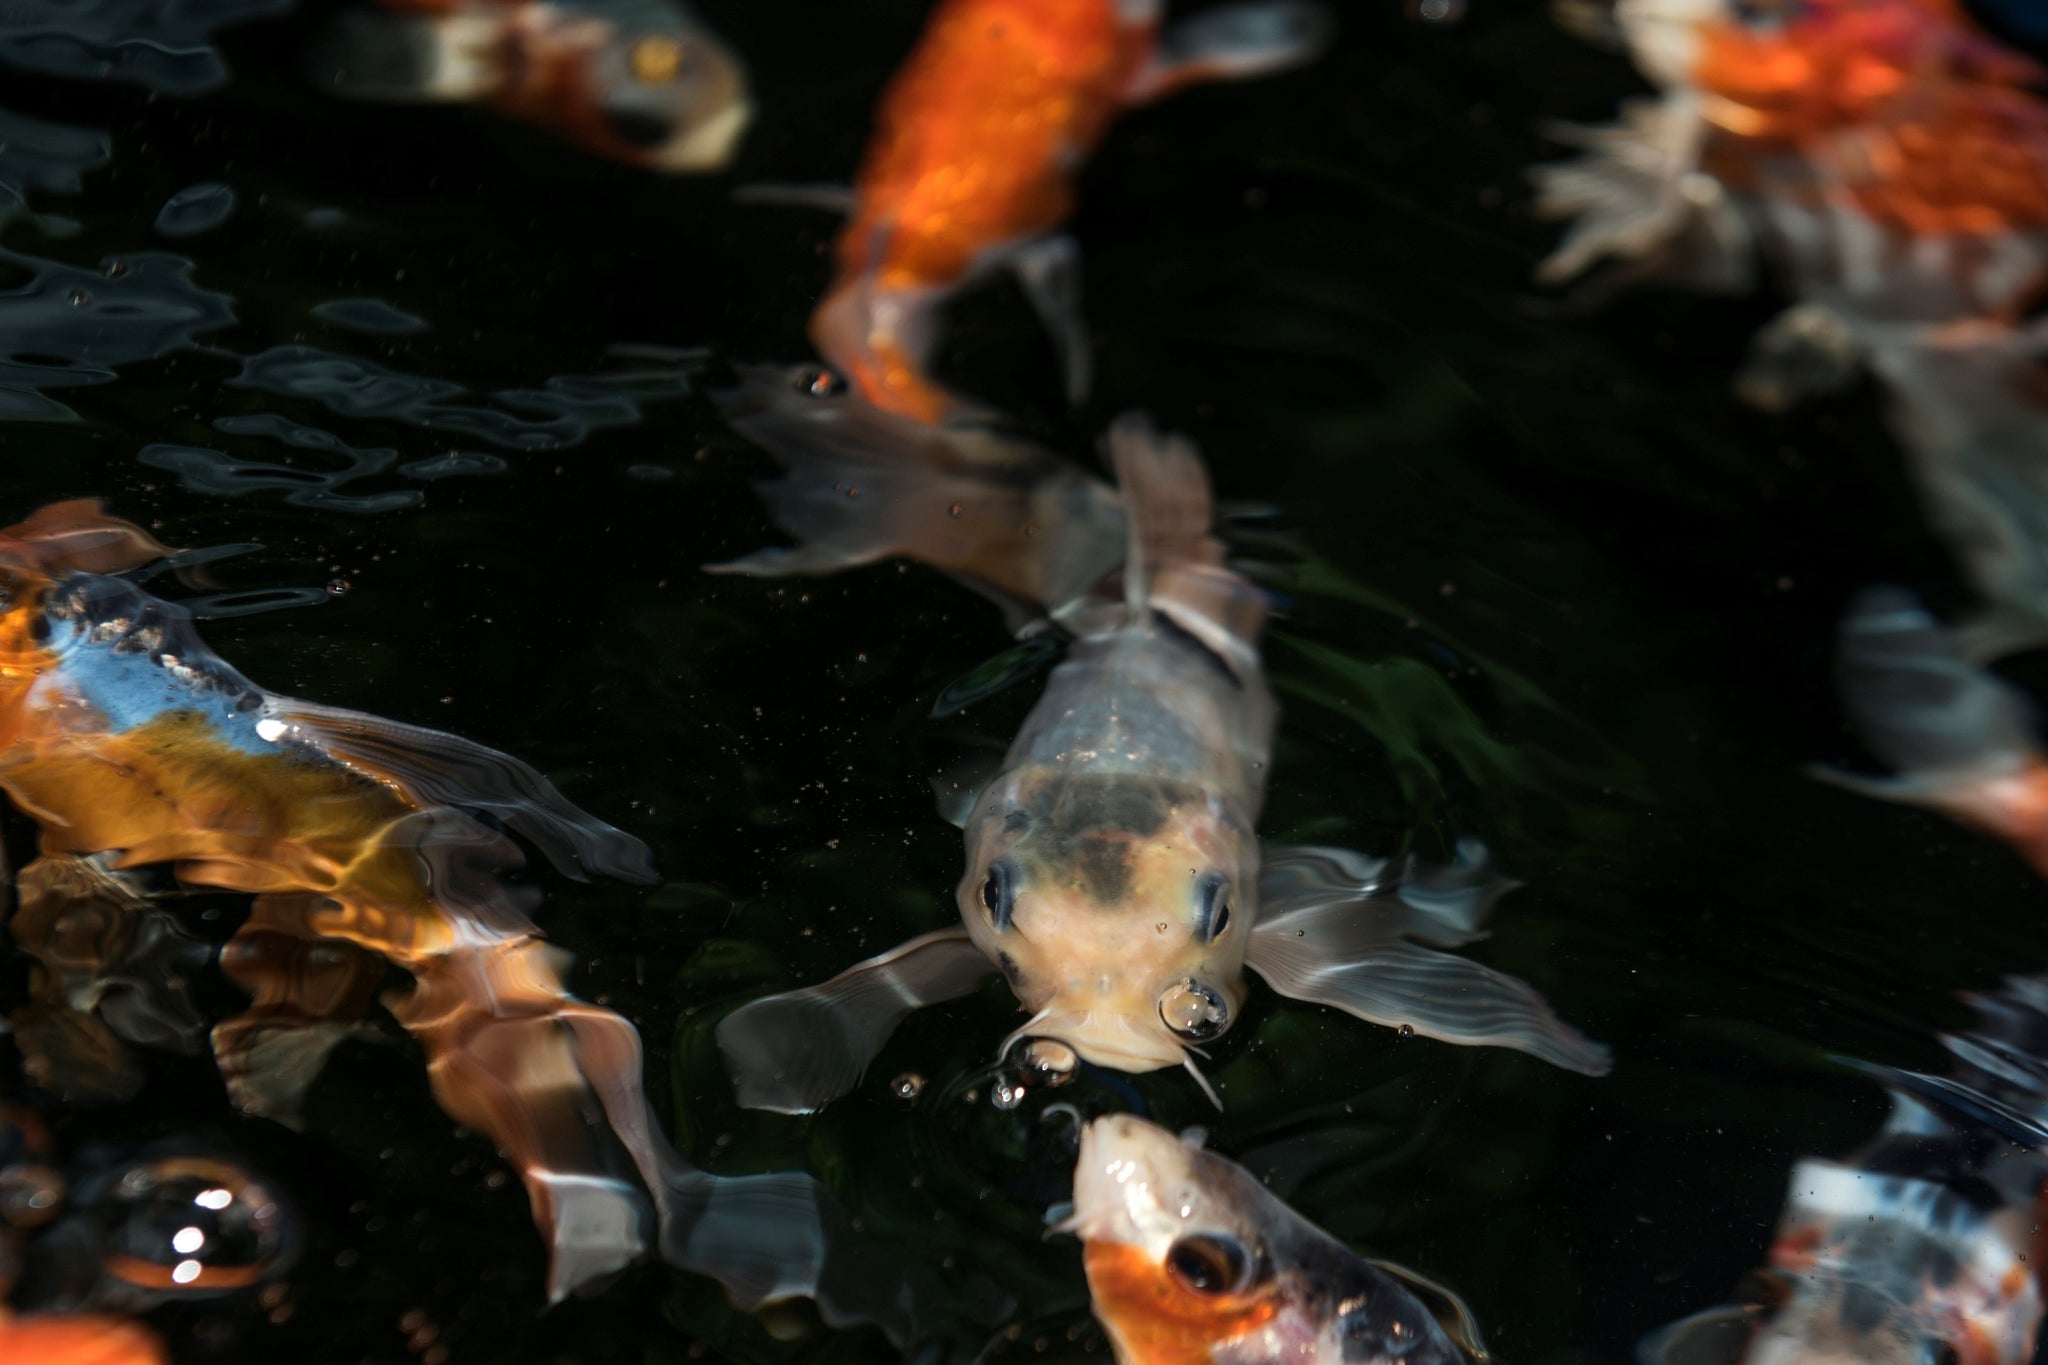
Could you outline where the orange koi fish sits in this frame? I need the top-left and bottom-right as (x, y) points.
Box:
(1644, 975), (2048, 1365)
(1060, 1115), (1479, 1365)
(0, 1314), (168, 1365)
(1822, 588), (2048, 879)
(809, 0), (1329, 421)
(316, 0), (752, 171)
(715, 412), (1606, 1115)
(1538, 0), (2048, 654)
(0, 501), (914, 1340)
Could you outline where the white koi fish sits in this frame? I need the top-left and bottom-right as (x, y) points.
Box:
(712, 393), (1611, 1111)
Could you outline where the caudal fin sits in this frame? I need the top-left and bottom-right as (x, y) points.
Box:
(1826, 587), (2040, 799)
(711, 364), (1125, 631)
(1105, 413), (1268, 666)
(309, 8), (505, 103)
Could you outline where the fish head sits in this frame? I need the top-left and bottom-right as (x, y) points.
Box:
(1065, 1114), (1469, 1365)
(0, 500), (172, 676)
(960, 771), (1257, 1075)
(582, 10), (753, 171)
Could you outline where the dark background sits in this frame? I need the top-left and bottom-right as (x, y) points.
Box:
(1, 0), (2041, 1361)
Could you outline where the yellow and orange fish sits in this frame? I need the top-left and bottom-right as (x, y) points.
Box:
(316, 0), (752, 171)
(0, 500), (914, 1340)
(809, 0), (1329, 421)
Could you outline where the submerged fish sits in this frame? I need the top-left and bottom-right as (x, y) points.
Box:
(1060, 1114), (1476, 1365)
(1643, 974), (2048, 1365)
(1821, 587), (2048, 879)
(1536, 0), (2048, 655)
(807, 0), (1329, 420)
(0, 1314), (168, 1365)
(315, 0), (753, 171)
(0, 500), (915, 1339)
(716, 414), (1609, 1113)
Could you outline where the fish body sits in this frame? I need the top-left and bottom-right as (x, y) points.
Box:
(319, 0), (752, 171)
(956, 420), (1276, 1074)
(715, 419), (1608, 1113)
(813, 0), (1329, 420)
(1062, 1114), (1472, 1365)
(1644, 976), (2048, 1365)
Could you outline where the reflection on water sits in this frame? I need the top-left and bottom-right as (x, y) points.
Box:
(0, 0), (289, 94)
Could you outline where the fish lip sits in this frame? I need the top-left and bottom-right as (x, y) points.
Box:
(653, 94), (752, 171)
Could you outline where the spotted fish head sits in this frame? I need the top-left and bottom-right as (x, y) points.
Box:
(1063, 1115), (1469, 1365)
(575, 5), (753, 171)
(960, 770), (1257, 1075)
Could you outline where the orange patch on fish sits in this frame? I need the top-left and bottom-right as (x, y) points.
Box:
(1691, 0), (2048, 236)
(1081, 1239), (1278, 1365)
(816, 0), (1151, 417)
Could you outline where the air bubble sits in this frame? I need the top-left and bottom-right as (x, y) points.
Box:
(99, 1156), (293, 1296)
(890, 1072), (924, 1102)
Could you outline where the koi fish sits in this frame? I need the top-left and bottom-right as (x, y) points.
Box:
(0, 500), (916, 1340)
(1642, 974), (2048, 1365)
(1535, 0), (2048, 655)
(1820, 587), (2048, 879)
(315, 0), (752, 172)
(1059, 1114), (1477, 1365)
(715, 412), (1609, 1114)
(806, 0), (1330, 421)
(0, 1314), (168, 1365)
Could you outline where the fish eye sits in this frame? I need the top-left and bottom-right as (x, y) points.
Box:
(1194, 873), (1231, 942)
(628, 34), (690, 85)
(1159, 979), (1228, 1041)
(1165, 1233), (1249, 1296)
(980, 859), (1018, 931)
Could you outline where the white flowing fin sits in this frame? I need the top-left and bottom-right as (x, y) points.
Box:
(1830, 587), (2038, 792)
(1007, 234), (1092, 403)
(715, 927), (992, 1113)
(1126, 1), (1332, 103)
(260, 697), (658, 884)
(1637, 1304), (1764, 1365)
(1245, 841), (1611, 1075)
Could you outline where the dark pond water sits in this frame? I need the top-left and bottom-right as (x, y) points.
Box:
(2, 1), (2042, 1362)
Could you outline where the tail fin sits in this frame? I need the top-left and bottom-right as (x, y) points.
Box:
(711, 364), (1125, 631)
(1833, 587), (2039, 788)
(309, 8), (505, 103)
(1939, 975), (2048, 1139)
(1104, 413), (1268, 666)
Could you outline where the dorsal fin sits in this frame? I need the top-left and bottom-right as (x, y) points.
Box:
(3, 499), (176, 576)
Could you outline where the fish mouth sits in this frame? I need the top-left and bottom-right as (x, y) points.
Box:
(655, 95), (752, 171)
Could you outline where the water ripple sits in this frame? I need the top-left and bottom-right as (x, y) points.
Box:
(0, 0), (293, 95)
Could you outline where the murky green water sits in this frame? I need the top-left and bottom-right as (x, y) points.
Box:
(3, 1), (2042, 1362)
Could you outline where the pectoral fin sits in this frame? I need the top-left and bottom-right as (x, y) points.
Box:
(1007, 235), (1091, 403)
(1247, 842), (1611, 1075)
(716, 928), (992, 1113)
(1127, 1), (1333, 103)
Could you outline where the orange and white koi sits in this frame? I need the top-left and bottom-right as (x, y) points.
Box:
(807, 0), (1329, 421)
(1537, 0), (2048, 654)
(317, 0), (752, 171)
(1060, 1114), (1479, 1365)
(1643, 974), (2048, 1365)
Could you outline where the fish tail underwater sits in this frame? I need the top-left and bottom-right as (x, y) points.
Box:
(12, 0), (2048, 1362)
